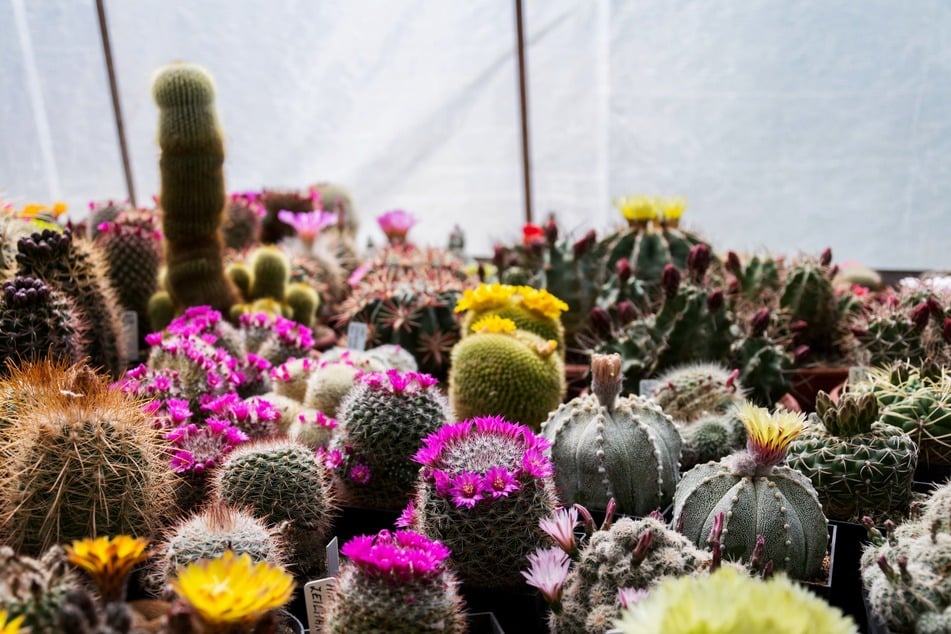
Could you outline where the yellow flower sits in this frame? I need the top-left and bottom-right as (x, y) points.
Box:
(658, 197), (686, 221)
(736, 402), (805, 467)
(614, 195), (658, 222)
(0, 611), (25, 634)
(472, 315), (517, 334)
(454, 283), (517, 314)
(517, 287), (569, 320)
(66, 535), (150, 602)
(171, 550), (295, 628)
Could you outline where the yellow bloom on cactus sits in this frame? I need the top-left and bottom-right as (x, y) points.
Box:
(736, 401), (806, 467)
(658, 196), (686, 221)
(171, 550), (295, 627)
(0, 611), (24, 634)
(16, 201), (67, 219)
(66, 535), (150, 602)
(518, 287), (569, 320)
(454, 283), (518, 314)
(472, 315), (518, 334)
(614, 195), (658, 222)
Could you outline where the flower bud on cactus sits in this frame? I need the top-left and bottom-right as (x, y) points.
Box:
(323, 530), (466, 633)
(542, 353), (681, 515)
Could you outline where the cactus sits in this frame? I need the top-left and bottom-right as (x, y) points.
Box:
(449, 316), (566, 431)
(259, 188), (313, 244)
(541, 353), (681, 515)
(310, 182), (359, 237)
(0, 276), (84, 373)
(0, 545), (77, 632)
(303, 353), (386, 418)
(455, 282), (568, 353)
(56, 585), (134, 634)
(222, 192), (263, 251)
(247, 245), (289, 302)
(214, 438), (337, 579)
(323, 529), (466, 634)
(722, 250), (783, 301)
(330, 370), (451, 510)
(679, 412), (747, 471)
(407, 416), (561, 590)
(152, 62), (240, 316)
(650, 362), (743, 422)
(85, 199), (131, 240)
(15, 228), (124, 378)
(787, 390), (918, 521)
(285, 282), (320, 327)
(147, 290), (175, 333)
(673, 402), (828, 580)
(729, 307), (793, 406)
(289, 409), (337, 450)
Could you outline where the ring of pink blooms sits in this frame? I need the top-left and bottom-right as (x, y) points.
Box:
(355, 368), (439, 395)
(341, 529), (451, 583)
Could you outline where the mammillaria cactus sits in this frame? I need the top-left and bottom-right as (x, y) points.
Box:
(323, 529), (466, 633)
(541, 353), (681, 515)
(0, 545), (77, 632)
(678, 412), (747, 471)
(330, 369), (451, 510)
(406, 416), (561, 590)
(0, 276), (84, 373)
(152, 62), (240, 316)
(222, 191), (263, 251)
(673, 402), (829, 580)
(450, 316), (565, 431)
(650, 362), (743, 422)
(0, 362), (175, 555)
(455, 282), (568, 353)
(786, 390), (918, 521)
(238, 311), (315, 366)
(303, 352), (386, 418)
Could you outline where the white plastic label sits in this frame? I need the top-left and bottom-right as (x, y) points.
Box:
(346, 322), (368, 351)
(303, 577), (336, 632)
(120, 311), (138, 363)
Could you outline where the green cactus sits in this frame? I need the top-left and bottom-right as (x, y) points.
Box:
(247, 245), (289, 302)
(0, 545), (77, 633)
(455, 282), (567, 354)
(673, 402), (828, 580)
(787, 390), (918, 521)
(214, 438), (337, 579)
(152, 62), (240, 316)
(323, 529), (466, 634)
(722, 250), (783, 301)
(332, 370), (451, 510)
(730, 307), (793, 406)
(225, 262), (253, 299)
(879, 381), (951, 469)
(449, 317), (565, 432)
(650, 362), (743, 422)
(679, 412), (747, 471)
(541, 353), (681, 515)
(0, 276), (84, 374)
(303, 353), (386, 418)
(147, 290), (175, 333)
(285, 282), (319, 327)
(15, 229), (124, 378)
(0, 362), (175, 555)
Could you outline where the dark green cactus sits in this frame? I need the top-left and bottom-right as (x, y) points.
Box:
(0, 276), (84, 374)
(248, 245), (290, 302)
(730, 307), (793, 406)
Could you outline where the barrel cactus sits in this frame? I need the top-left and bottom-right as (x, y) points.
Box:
(541, 353), (681, 515)
(786, 390), (918, 521)
(455, 282), (568, 353)
(673, 402), (828, 580)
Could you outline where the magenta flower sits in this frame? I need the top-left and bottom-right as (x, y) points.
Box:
(396, 500), (417, 528)
(341, 529), (451, 583)
(277, 209), (336, 243)
(299, 411), (338, 430)
(483, 466), (519, 499)
(449, 470), (485, 509)
(522, 546), (571, 607)
(521, 448), (554, 479)
(377, 209), (417, 244)
(539, 507), (579, 555)
(165, 419), (249, 474)
(359, 369), (440, 396)
(432, 469), (452, 496)
(317, 447), (344, 470)
(349, 463), (372, 485)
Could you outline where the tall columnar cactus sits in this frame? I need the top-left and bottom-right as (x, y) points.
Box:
(407, 416), (561, 590)
(15, 229), (124, 377)
(0, 276), (84, 373)
(455, 282), (568, 352)
(152, 62), (240, 316)
(786, 390), (918, 521)
(541, 353), (681, 515)
(0, 362), (175, 555)
(0, 545), (77, 632)
(214, 438), (337, 579)
(673, 402), (828, 580)
(650, 362), (743, 422)
(323, 530), (466, 634)
(331, 370), (452, 510)
(449, 316), (565, 431)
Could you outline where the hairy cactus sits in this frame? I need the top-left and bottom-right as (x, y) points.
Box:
(407, 416), (561, 590)
(541, 353), (681, 515)
(787, 390), (918, 521)
(673, 403), (828, 580)
(0, 545), (77, 632)
(0, 276), (84, 373)
(0, 363), (175, 555)
(331, 370), (452, 510)
(214, 439), (337, 579)
(152, 62), (240, 316)
(15, 228), (124, 377)
(650, 362), (743, 422)
(449, 316), (566, 431)
(323, 530), (466, 634)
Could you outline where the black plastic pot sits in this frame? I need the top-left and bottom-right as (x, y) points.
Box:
(799, 523), (837, 602)
(461, 584), (548, 634)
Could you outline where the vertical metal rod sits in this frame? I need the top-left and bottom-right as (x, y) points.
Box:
(515, 0), (533, 225)
(96, 0), (137, 206)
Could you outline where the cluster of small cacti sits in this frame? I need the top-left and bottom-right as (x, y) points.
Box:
(228, 244), (322, 327)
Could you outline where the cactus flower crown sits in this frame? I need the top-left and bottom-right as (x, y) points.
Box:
(454, 283), (568, 320)
(736, 401), (806, 469)
(340, 529), (451, 584)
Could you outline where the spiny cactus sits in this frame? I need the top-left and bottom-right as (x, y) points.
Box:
(455, 282), (568, 353)
(0, 545), (77, 632)
(222, 191), (263, 251)
(787, 390), (918, 521)
(449, 316), (566, 431)
(85, 199), (132, 240)
(673, 402), (829, 580)
(650, 362), (743, 422)
(303, 352), (387, 419)
(541, 353), (681, 515)
(0, 276), (84, 373)
(0, 362), (175, 555)
(679, 411), (747, 471)
(730, 307), (793, 406)
(331, 369), (452, 510)
(323, 530), (466, 634)
(152, 62), (240, 316)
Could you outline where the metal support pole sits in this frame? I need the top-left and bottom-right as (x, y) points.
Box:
(515, 0), (533, 226)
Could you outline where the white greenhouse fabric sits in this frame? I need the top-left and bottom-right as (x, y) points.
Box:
(2, 0), (950, 270)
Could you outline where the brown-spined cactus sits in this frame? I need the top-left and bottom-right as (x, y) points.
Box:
(541, 353), (681, 516)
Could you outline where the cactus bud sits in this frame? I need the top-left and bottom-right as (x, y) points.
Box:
(543, 216), (559, 244)
(616, 300), (637, 325)
(727, 277), (740, 295)
(591, 353), (622, 412)
(574, 503), (596, 536)
(631, 528), (653, 566)
(661, 264), (681, 298)
(686, 244), (711, 279)
(819, 247), (833, 266)
(927, 295), (945, 318)
(706, 290), (724, 312)
(589, 306), (613, 339)
(725, 251), (742, 275)
(615, 257), (632, 283)
(572, 230), (596, 259)
(602, 497), (617, 531)
(751, 308), (771, 337)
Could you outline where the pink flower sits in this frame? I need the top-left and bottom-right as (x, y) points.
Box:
(450, 470), (485, 508)
(522, 547), (571, 606)
(347, 261), (372, 288)
(341, 529), (451, 583)
(539, 507), (579, 555)
(617, 587), (649, 609)
(165, 420), (248, 474)
(432, 469), (452, 496)
(317, 447), (344, 470)
(377, 209), (417, 244)
(396, 500), (417, 528)
(349, 463), (372, 485)
(521, 448), (554, 479)
(483, 466), (519, 499)
(278, 209), (336, 242)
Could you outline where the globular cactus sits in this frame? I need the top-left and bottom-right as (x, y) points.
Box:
(323, 529), (466, 634)
(449, 316), (565, 432)
(678, 412), (747, 471)
(15, 228), (124, 378)
(0, 362), (175, 555)
(303, 353), (386, 418)
(214, 438), (338, 579)
(455, 282), (568, 353)
(407, 416), (561, 590)
(247, 245), (289, 302)
(787, 390), (918, 521)
(289, 409), (337, 450)
(0, 276), (85, 373)
(650, 362), (743, 422)
(0, 545), (77, 632)
(541, 353), (681, 515)
(331, 370), (451, 510)
(238, 311), (315, 366)
(673, 402), (829, 580)
(270, 356), (319, 403)
(85, 199), (132, 240)
(152, 62), (240, 316)
(222, 191), (263, 251)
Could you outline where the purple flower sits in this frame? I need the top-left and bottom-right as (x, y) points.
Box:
(449, 470), (485, 508)
(539, 507), (579, 555)
(341, 529), (451, 583)
(317, 447), (344, 470)
(521, 449), (554, 479)
(377, 209), (417, 243)
(349, 463), (372, 485)
(395, 501), (417, 528)
(277, 209), (336, 241)
(165, 420), (248, 474)
(483, 466), (519, 499)
(522, 547), (571, 607)
(432, 469), (452, 496)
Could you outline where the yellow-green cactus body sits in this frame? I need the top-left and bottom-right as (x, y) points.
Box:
(461, 303), (564, 352)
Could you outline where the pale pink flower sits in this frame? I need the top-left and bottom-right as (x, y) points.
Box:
(522, 546), (570, 607)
